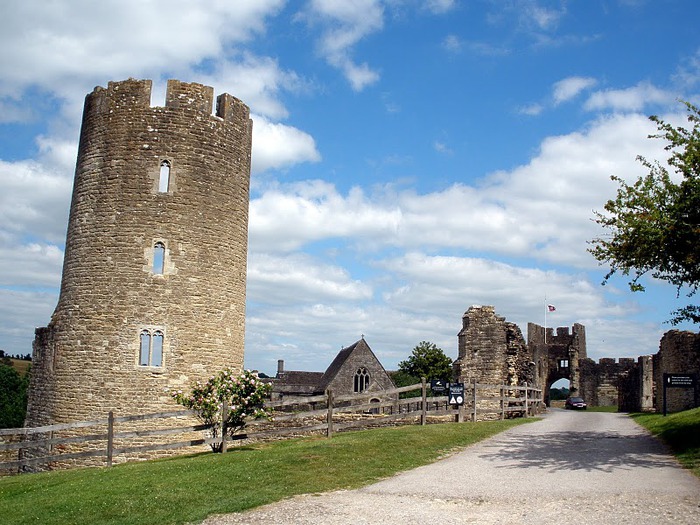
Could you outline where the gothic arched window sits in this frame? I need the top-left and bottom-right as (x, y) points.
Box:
(353, 367), (370, 393)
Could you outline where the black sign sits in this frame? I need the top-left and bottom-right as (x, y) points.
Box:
(430, 379), (447, 393)
(665, 374), (697, 388)
(448, 382), (465, 406)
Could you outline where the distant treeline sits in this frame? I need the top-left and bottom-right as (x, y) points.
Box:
(0, 350), (31, 361)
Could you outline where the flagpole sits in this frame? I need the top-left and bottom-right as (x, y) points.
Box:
(544, 296), (547, 345)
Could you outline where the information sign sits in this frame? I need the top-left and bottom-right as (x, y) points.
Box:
(448, 382), (465, 406)
(665, 374), (697, 388)
(430, 379), (447, 393)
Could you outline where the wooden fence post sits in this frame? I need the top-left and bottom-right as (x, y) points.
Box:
(524, 382), (529, 418)
(420, 378), (427, 426)
(107, 411), (114, 467)
(221, 399), (228, 453)
(500, 386), (505, 420)
(472, 378), (478, 422)
(326, 390), (334, 438)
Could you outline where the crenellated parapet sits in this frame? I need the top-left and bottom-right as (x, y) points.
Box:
(85, 78), (250, 124)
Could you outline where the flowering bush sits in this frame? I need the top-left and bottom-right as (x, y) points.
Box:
(170, 368), (272, 452)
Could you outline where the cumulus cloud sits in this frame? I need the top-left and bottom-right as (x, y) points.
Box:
(251, 116), (322, 174)
(0, 0), (285, 100)
(249, 111), (668, 268)
(301, 0), (384, 91)
(247, 252), (373, 306)
(584, 81), (676, 112)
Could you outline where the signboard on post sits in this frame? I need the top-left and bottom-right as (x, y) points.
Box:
(430, 379), (448, 394)
(665, 374), (697, 388)
(448, 382), (465, 406)
(662, 373), (698, 416)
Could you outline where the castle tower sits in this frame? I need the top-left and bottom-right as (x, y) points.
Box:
(25, 79), (252, 428)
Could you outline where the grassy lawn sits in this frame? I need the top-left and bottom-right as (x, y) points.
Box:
(631, 407), (700, 478)
(0, 419), (533, 525)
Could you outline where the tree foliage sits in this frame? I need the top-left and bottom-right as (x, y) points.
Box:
(0, 363), (30, 428)
(171, 368), (272, 452)
(589, 101), (700, 324)
(398, 341), (453, 383)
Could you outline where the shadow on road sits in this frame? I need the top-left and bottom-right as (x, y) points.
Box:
(478, 429), (671, 473)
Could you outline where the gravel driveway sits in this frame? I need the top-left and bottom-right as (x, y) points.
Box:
(202, 409), (700, 524)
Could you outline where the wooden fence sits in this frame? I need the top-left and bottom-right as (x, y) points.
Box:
(0, 380), (542, 474)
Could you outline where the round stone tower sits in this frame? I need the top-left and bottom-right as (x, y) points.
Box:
(25, 79), (252, 427)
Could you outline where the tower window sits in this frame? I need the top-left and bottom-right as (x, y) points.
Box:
(354, 367), (370, 393)
(158, 161), (171, 193)
(559, 359), (569, 369)
(139, 329), (164, 367)
(153, 242), (165, 274)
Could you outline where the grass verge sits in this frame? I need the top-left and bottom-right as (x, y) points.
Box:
(0, 419), (533, 525)
(630, 406), (700, 478)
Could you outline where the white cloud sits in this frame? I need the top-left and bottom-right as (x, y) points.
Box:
(553, 76), (597, 104)
(249, 111), (669, 268)
(424, 0), (457, 15)
(302, 0), (384, 90)
(247, 252), (373, 305)
(519, 103), (544, 116)
(584, 81), (676, 112)
(0, 289), (57, 355)
(0, 159), (72, 243)
(442, 34), (463, 53)
(0, 0), (285, 100)
(251, 116), (322, 174)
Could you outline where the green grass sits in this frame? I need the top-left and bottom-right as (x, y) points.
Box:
(631, 407), (700, 477)
(586, 405), (618, 413)
(0, 419), (533, 525)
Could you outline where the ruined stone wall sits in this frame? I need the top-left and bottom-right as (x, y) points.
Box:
(454, 306), (531, 387)
(653, 330), (700, 413)
(580, 358), (637, 407)
(26, 79), (252, 434)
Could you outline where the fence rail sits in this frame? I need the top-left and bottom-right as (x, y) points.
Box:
(0, 380), (542, 474)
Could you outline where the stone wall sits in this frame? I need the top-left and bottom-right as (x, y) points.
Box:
(653, 330), (700, 413)
(454, 306), (532, 387)
(24, 80), (252, 459)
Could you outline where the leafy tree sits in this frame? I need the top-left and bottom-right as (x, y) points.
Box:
(398, 341), (453, 383)
(0, 363), (30, 428)
(171, 368), (272, 452)
(590, 101), (700, 324)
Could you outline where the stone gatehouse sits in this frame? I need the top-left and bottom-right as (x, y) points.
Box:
(454, 305), (698, 412)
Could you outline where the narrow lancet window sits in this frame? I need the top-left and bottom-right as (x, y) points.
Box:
(153, 242), (165, 274)
(139, 330), (151, 366)
(158, 161), (171, 193)
(151, 331), (164, 367)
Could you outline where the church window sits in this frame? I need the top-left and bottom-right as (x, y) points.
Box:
(559, 359), (569, 369)
(354, 367), (370, 393)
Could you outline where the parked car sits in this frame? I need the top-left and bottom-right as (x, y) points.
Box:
(565, 396), (587, 410)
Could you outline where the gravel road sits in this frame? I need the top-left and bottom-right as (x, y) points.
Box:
(202, 409), (700, 524)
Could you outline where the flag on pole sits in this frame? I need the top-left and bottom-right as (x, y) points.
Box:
(547, 304), (556, 312)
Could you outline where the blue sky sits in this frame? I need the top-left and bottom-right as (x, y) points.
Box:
(1, 0), (699, 375)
